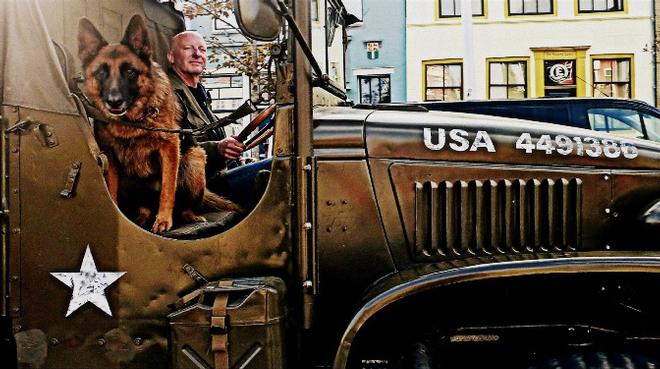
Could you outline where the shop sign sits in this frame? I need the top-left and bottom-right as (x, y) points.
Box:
(544, 60), (575, 86)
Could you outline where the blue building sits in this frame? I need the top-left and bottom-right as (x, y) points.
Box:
(345, 0), (406, 104)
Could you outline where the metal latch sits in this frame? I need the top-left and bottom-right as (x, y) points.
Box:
(60, 161), (81, 199)
(183, 263), (209, 286)
(5, 119), (59, 148)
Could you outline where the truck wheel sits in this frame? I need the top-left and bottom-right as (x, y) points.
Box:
(528, 352), (659, 369)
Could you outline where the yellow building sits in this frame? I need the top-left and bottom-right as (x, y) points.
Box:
(407, 0), (654, 104)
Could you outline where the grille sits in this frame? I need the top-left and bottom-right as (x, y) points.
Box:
(413, 178), (582, 257)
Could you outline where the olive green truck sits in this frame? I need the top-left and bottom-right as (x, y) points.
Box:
(2, 1), (659, 368)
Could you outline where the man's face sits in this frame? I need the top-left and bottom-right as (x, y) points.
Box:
(168, 33), (207, 76)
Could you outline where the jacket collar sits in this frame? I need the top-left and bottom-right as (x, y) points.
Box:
(168, 68), (211, 125)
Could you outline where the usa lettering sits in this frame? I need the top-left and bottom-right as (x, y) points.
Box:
(424, 128), (496, 153)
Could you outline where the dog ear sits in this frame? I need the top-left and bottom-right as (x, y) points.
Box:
(121, 15), (152, 62)
(78, 17), (108, 66)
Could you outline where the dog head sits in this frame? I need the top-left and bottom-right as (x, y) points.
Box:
(78, 15), (154, 119)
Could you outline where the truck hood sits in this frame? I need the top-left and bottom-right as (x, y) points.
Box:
(314, 106), (660, 170)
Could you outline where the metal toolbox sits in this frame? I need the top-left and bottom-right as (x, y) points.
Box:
(168, 277), (287, 369)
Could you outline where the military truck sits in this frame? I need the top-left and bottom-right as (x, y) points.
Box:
(2, 1), (660, 368)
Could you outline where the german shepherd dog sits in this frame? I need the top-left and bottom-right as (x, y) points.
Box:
(78, 15), (240, 233)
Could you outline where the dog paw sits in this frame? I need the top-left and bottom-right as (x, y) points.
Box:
(181, 209), (207, 223)
(151, 214), (173, 233)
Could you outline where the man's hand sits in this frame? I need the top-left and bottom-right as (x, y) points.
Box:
(217, 136), (245, 160)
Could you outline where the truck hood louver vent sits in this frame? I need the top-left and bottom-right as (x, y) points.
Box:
(414, 178), (582, 257)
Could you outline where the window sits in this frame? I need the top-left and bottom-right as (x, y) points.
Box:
(508, 0), (553, 15)
(641, 113), (660, 142)
(359, 75), (391, 104)
(439, 0), (484, 17)
(424, 62), (463, 101)
(214, 18), (240, 34)
(578, 0), (623, 13)
(203, 75), (245, 112)
(592, 58), (631, 98)
(311, 0), (319, 21)
(588, 108), (644, 139)
(488, 60), (528, 99)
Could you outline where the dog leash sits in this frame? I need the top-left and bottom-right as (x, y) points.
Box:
(73, 75), (266, 138)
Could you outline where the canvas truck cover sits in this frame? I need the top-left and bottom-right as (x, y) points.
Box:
(0, 0), (183, 115)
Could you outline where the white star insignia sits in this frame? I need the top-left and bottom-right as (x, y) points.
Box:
(50, 245), (126, 317)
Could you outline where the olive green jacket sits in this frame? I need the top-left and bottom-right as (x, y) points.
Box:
(168, 69), (226, 174)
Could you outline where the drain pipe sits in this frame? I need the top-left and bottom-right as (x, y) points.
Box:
(653, 0), (658, 106)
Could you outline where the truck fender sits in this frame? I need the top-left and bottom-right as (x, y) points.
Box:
(332, 256), (660, 369)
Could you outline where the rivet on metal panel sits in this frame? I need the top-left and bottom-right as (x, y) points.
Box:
(326, 200), (334, 206)
(342, 226), (348, 232)
(326, 226), (332, 232)
(341, 200), (348, 205)
(303, 222), (312, 230)
(11, 228), (20, 234)
(603, 175), (610, 181)
(604, 208), (611, 214)
(303, 164), (312, 171)
(605, 245), (611, 250)
(97, 338), (106, 346)
(612, 212), (619, 218)
(302, 280), (313, 289)
(133, 337), (143, 346)
(50, 338), (59, 346)
(14, 325), (21, 332)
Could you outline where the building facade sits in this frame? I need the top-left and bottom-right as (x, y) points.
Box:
(186, 8), (251, 119)
(407, 0), (655, 104)
(345, 0), (407, 104)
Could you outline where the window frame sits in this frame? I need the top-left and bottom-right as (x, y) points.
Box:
(486, 57), (530, 99)
(202, 74), (246, 113)
(576, 0), (626, 14)
(422, 59), (464, 101)
(590, 54), (634, 99)
(358, 74), (392, 105)
(437, 0), (485, 18)
(506, 0), (556, 16)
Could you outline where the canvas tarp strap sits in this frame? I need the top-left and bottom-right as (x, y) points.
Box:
(211, 280), (233, 369)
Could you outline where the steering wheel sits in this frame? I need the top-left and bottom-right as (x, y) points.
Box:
(236, 103), (277, 143)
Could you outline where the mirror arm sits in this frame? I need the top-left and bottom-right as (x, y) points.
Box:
(276, 0), (327, 87)
(312, 76), (347, 101)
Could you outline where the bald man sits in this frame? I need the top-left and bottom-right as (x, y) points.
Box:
(167, 31), (245, 178)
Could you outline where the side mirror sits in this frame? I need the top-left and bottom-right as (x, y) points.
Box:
(233, 0), (283, 41)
